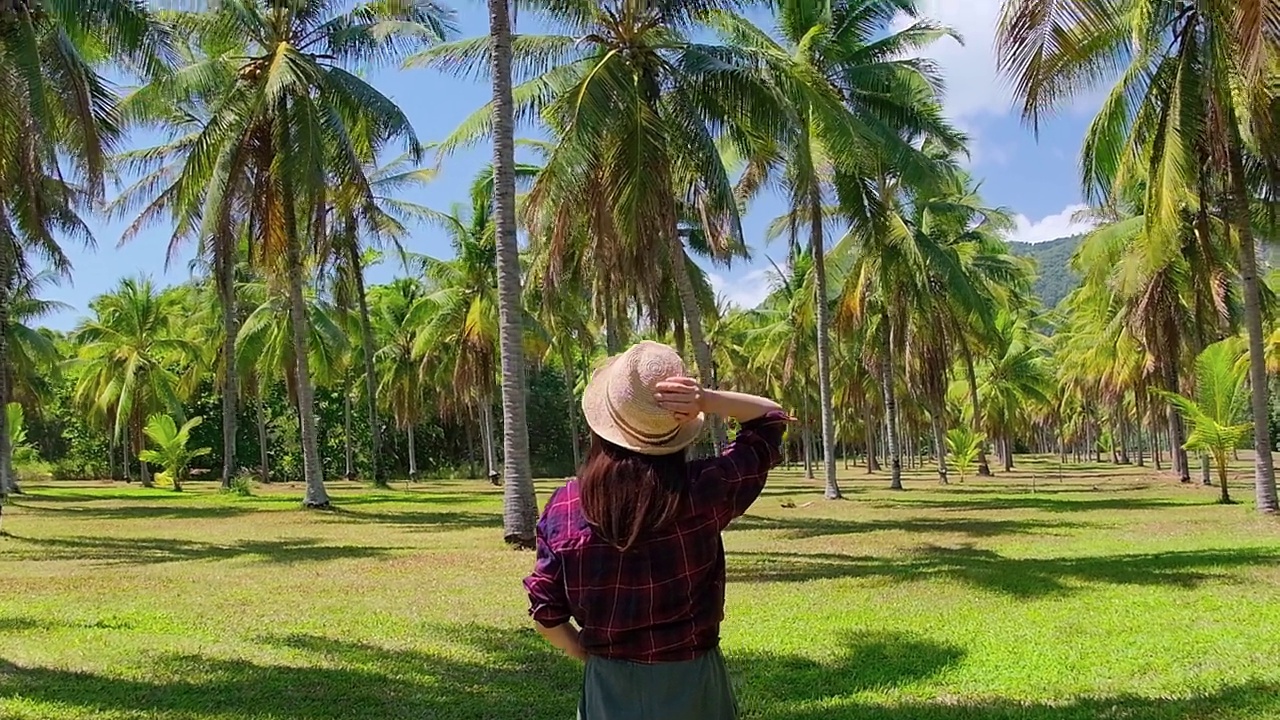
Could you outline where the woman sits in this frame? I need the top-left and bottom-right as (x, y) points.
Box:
(524, 340), (788, 719)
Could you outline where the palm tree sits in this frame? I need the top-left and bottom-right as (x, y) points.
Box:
(370, 279), (432, 481)
(720, 0), (960, 498)
(139, 414), (211, 493)
(997, 0), (1279, 513)
(124, 1), (453, 507)
(236, 280), (346, 482)
(416, 0), (796, 456)
(327, 153), (441, 488)
(1159, 338), (1250, 505)
(0, 270), (70, 494)
(488, 0), (537, 545)
(0, 0), (166, 503)
(73, 277), (199, 487)
(415, 165), (542, 481)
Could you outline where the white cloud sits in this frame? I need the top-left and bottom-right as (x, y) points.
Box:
(1007, 204), (1096, 244)
(897, 0), (1009, 122)
(708, 268), (776, 310)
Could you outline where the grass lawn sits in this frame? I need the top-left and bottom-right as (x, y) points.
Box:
(2, 457), (1280, 719)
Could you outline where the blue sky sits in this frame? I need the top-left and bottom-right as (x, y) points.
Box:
(43, 0), (1102, 330)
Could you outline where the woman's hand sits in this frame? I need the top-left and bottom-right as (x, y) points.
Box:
(654, 376), (704, 423)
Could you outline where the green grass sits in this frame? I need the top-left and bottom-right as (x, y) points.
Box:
(2, 457), (1280, 719)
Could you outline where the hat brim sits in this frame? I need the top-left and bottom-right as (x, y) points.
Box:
(581, 355), (705, 456)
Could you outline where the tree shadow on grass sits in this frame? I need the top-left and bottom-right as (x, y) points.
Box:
(13, 503), (261, 521)
(0, 617), (54, 633)
(727, 545), (1280, 597)
(326, 506), (501, 531)
(727, 514), (1087, 540)
(3, 625), (1276, 720)
(882, 495), (1191, 513)
(11, 535), (402, 566)
(0, 624), (580, 720)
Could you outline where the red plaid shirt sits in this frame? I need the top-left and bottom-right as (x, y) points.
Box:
(523, 411), (786, 664)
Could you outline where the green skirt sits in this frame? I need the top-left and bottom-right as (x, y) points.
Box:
(577, 648), (737, 720)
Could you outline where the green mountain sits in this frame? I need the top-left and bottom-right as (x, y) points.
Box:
(1008, 234), (1085, 310)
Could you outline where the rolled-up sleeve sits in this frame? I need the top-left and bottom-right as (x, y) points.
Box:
(693, 410), (788, 529)
(523, 505), (572, 628)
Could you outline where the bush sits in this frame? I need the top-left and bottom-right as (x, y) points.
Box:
(223, 475), (254, 497)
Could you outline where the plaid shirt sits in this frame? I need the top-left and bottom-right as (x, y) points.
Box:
(523, 411), (787, 664)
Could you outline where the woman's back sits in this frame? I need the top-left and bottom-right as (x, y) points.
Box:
(525, 413), (786, 663)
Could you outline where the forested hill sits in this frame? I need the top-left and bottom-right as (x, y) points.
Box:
(1008, 234), (1085, 310)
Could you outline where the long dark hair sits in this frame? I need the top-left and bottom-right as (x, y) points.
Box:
(578, 434), (688, 552)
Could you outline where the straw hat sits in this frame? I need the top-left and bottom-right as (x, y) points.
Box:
(581, 341), (705, 455)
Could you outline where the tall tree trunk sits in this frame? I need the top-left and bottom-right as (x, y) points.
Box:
(603, 299), (622, 355)
(1119, 410), (1131, 464)
(465, 407), (478, 479)
(134, 414), (153, 488)
(1150, 409), (1163, 471)
(349, 240), (386, 488)
(1134, 396), (1145, 468)
(960, 341), (992, 477)
(256, 388), (270, 484)
(1215, 452), (1232, 504)
(1225, 121), (1279, 513)
(802, 421), (814, 480)
(343, 380), (355, 482)
(407, 424), (418, 481)
(122, 432), (132, 483)
(930, 399), (949, 485)
(282, 209), (329, 508)
(881, 322), (902, 490)
(481, 395), (498, 481)
(667, 239), (727, 451)
(0, 279), (13, 498)
(1003, 436), (1013, 472)
(864, 402), (880, 473)
(1161, 348), (1191, 482)
(809, 196), (841, 499)
(489, 0), (539, 545)
(560, 346), (582, 471)
(218, 237), (238, 490)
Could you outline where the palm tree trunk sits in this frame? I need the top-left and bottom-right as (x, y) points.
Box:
(349, 240), (386, 488)
(603, 298), (622, 354)
(959, 339), (992, 477)
(1134, 396), (1145, 467)
(881, 323), (902, 490)
(1215, 451), (1231, 504)
(809, 196), (841, 499)
(1225, 120), (1279, 513)
(343, 380), (355, 481)
(1150, 409), (1163, 471)
(1119, 410), (1131, 464)
(256, 388), (270, 484)
(560, 344), (581, 471)
(282, 212), (329, 508)
(798, 420), (808, 476)
(481, 396), (498, 480)
(217, 240), (238, 490)
(864, 401), (880, 473)
(0, 280), (14, 498)
(407, 424), (418, 481)
(1163, 361), (1190, 482)
(667, 236), (728, 452)
(465, 408), (478, 479)
(122, 433), (132, 483)
(488, 0), (538, 545)
(133, 413), (152, 488)
(930, 399), (949, 485)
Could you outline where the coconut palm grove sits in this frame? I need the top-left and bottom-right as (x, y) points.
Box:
(3, 1), (1280, 718)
